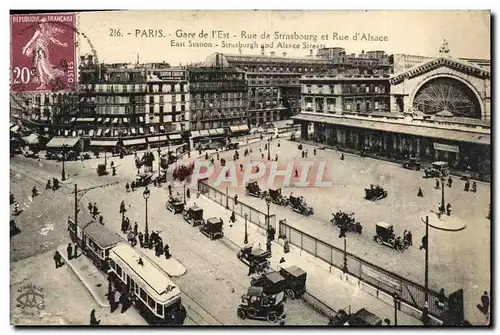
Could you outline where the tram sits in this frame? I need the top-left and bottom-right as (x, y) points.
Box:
(108, 242), (187, 325)
(67, 218), (122, 270)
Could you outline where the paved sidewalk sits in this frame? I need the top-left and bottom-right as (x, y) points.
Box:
(191, 195), (425, 326)
(57, 245), (110, 308)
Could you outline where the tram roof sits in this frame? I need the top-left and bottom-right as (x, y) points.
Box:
(109, 242), (181, 304)
(85, 222), (123, 249)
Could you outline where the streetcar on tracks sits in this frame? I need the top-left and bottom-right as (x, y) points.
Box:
(109, 242), (187, 325)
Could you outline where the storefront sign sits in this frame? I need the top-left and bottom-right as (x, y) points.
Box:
(361, 265), (402, 291)
(433, 142), (459, 153)
(154, 70), (185, 80)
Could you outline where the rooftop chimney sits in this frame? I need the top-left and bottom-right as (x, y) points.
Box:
(261, 46), (265, 56)
(283, 52), (287, 57)
(270, 51), (275, 57)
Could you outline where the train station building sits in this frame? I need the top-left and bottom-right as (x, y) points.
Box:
(293, 54), (491, 181)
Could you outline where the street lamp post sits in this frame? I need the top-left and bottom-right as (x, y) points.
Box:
(267, 139), (271, 161)
(342, 237), (348, 273)
(143, 187), (151, 245)
(104, 150), (107, 166)
(244, 213), (248, 244)
(393, 293), (400, 325)
(440, 173), (446, 214)
(157, 145), (161, 185)
(266, 196), (271, 232)
(61, 143), (67, 181)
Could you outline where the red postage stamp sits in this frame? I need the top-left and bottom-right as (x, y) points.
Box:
(10, 13), (76, 94)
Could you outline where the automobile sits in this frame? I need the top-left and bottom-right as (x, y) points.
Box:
(200, 217), (224, 240)
(364, 184), (388, 201)
(245, 181), (266, 198)
(237, 286), (285, 323)
(182, 205), (205, 226)
(166, 194), (185, 214)
(424, 161), (450, 178)
(288, 195), (314, 216)
(24, 150), (39, 159)
(226, 142), (239, 150)
(331, 211), (362, 234)
(237, 244), (271, 272)
(96, 163), (108, 176)
(135, 172), (153, 187)
(401, 157), (421, 171)
(250, 271), (287, 296)
(279, 265), (307, 299)
(344, 308), (383, 326)
(373, 222), (407, 252)
(328, 309), (350, 325)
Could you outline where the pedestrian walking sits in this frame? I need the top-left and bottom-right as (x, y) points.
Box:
(279, 257), (286, 264)
(168, 184), (172, 197)
(53, 251), (63, 268)
(138, 232), (144, 248)
(216, 153), (219, 161)
(472, 181), (477, 193)
(435, 179), (440, 189)
(314, 148), (317, 155)
(305, 149), (308, 157)
(295, 169), (299, 178)
(111, 161), (114, 168)
(131, 181), (135, 192)
(464, 180), (470, 192)
(66, 243), (73, 260)
(92, 203), (98, 217)
(283, 238), (290, 254)
(99, 215), (104, 225)
(266, 240), (272, 253)
(234, 194), (238, 205)
(110, 289), (120, 313)
(119, 201), (125, 214)
(128, 231), (136, 246)
(112, 166), (116, 176)
(417, 187), (424, 197)
(164, 244), (171, 259)
(340, 153), (344, 160)
(186, 188), (191, 199)
(301, 151), (305, 158)
(338, 226), (346, 238)
(240, 163), (243, 172)
(480, 291), (490, 316)
(125, 183), (130, 192)
(230, 211), (236, 225)
(155, 243), (163, 257)
(261, 153), (264, 159)
(88, 202), (93, 214)
(446, 203), (452, 216)
(275, 154), (278, 161)
(407, 230), (413, 246)
(89, 309), (101, 325)
(134, 223), (138, 235)
(447, 176), (452, 187)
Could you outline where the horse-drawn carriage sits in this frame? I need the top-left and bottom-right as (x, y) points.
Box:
(267, 188), (289, 207)
(364, 185), (388, 201)
(373, 222), (408, 252)
(401, 157), (421, 171)
(331, 211), (362, 234)
(246, 181), (266, 198)
(288, 195), (314, 216)
(227, 142), (239, 150)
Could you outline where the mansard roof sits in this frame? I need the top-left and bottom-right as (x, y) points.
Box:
(389, 57), (490, 85)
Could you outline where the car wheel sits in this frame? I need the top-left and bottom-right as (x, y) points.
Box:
(375, 236), (383, 245)
(286, 289), (296, 300)
(247, 307), (256, 317)
(237, 308), (246, 319)
(267, 312), (278, 323)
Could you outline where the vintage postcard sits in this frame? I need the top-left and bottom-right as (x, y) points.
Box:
(9, 10), (491, 327)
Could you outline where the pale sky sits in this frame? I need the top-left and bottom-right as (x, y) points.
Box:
(77, 10), (490, 65)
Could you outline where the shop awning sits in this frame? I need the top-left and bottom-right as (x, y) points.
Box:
(76, 117), (96, 122)
(139, 128), (145, 135)
(148, 135), (168, 143)
(112, 118), (119, 124)
(122, 117), (129, 123)
(104, 129), (111, 135)
(131, 128), (137, 135)
(104, 118), (111, 123)
(169, 133), (182, 141)
(209, 128), (225, 136)
(96, 129), (103, 136)
(10, 125), (19, 132)
(159, 125), (166, 132)
(123, 138), (146, 146)
(199, 130), (210, 137)
(46, 136), (79, 148)
(149, 126), (155, 134)
(22, 133), (39, 145)
(190, 131), (202, 138)
(230, 125), (250, 133)
(90, 140), (118, 147)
